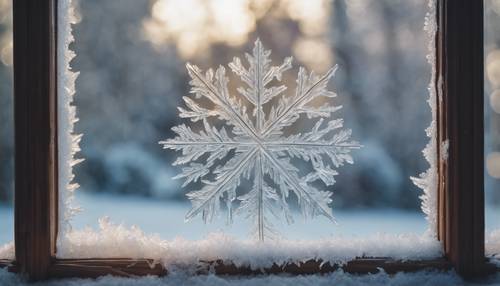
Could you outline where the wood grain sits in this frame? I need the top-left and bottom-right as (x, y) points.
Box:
(49, 259), (166, 278)
(45, 258), (451, 278)
(438, 0), (486, 278)
(13, 0), (58, 281)
(205, 258), (452, 275)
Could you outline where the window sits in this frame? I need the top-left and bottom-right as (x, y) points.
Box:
(6, 0), (492, 281)
(67, 0), (430, 245)
(54, 1), (444, 269)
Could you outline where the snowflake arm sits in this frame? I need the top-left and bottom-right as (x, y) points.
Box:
(261, 148), (335, 221)
(263, 66), (338, 138)
(185, 148), (258, 223)
(160, 119), (252, 187)
(186, 63), (257, 138)
(266, 118), (362, 185)
(229, 39), (292, 131)
(236, 153), (285, 241)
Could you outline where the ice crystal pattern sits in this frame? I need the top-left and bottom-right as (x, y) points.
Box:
(160, 40), (361, 241)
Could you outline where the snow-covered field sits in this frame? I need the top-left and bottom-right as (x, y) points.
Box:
(3, 191), (500, 244)
(0, 203), (13, 245)
(71, 192), (430, 240)
(1, 191), (432, 245)
(2, 192), (500, 247)
(2, 191), (500, 249)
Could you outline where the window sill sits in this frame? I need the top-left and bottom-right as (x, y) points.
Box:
(46, 257), (452, 278)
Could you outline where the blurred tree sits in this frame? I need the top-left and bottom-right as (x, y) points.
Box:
(0, 0), (437, 212)
(72, 0), (185, 199)
(329, 0), (427, 209)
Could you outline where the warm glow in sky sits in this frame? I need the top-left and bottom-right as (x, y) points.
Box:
(487, 50), (500, 88)
(0, 0), (12, 67)
(144, 0), (258, 58)
(283, 0), (329, 36)
(492, 0), (500, 15)
(292, 38), (333, 72)
(143, 0), (332, 69)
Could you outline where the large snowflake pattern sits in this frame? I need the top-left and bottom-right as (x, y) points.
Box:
(160, 40), (361, 241)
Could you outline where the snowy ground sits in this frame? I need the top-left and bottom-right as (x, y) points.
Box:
(2, 191), (500, 244)
(2, 191), (432, 244)
(69, 192), (430, 240)
(0, 203), (13, 245)
(0, 192), (500, 245)
(1, 191), (500, 249)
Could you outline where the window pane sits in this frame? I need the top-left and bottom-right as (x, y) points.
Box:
(0, 0), (14, 260)
(59, 0), (439, 260)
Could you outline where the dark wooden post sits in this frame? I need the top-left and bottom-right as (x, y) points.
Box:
(438, 0), (486, 278)
(13, 0), (58, 280)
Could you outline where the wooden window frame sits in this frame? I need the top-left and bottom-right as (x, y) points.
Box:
(1, 0), (494, 281)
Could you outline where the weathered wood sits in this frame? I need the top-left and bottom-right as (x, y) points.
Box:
(13, 0), (58, 280)
(0, 259), (13, 267)
(438, 0), (485, 278)
(49, 259), (166, 278)
(206, 258), (452, 276)
(0, 259), (17, 274)
(45, 258), (451, 278)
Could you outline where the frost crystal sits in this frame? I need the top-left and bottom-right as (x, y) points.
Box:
(161, 40), (361, 241)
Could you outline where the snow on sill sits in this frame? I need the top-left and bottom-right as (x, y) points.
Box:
(57, 218), (442, 271)
(486, 230), (500, 267)
(0, 242), (14, 260)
